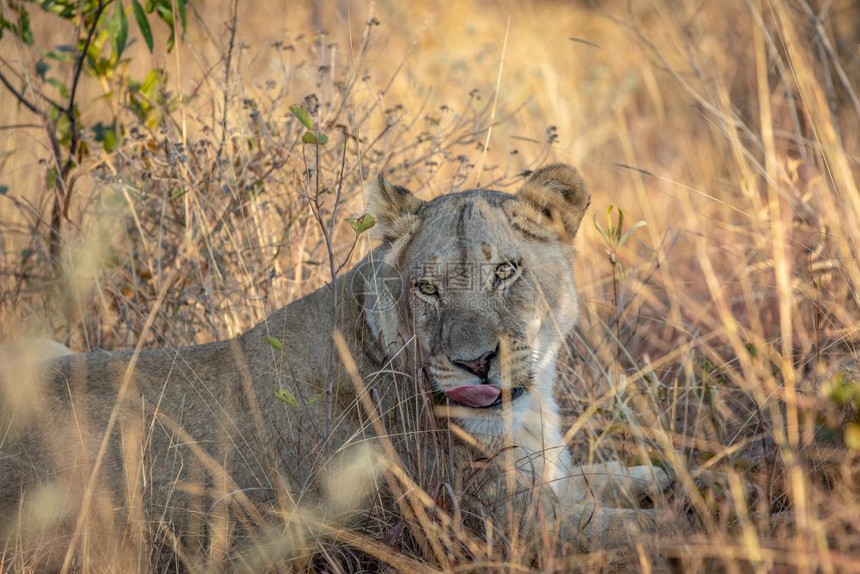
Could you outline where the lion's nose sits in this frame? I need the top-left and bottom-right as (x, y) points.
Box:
(452, 346), (497, 379)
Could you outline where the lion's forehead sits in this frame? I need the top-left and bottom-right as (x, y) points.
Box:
(404, 192), (572, 279)
(407, 194), (522, 272)
(418, 192), (512, 235)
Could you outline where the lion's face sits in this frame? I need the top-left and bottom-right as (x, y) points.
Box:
(365, 165), (590, 437)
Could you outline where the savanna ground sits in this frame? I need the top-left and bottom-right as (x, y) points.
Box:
(1, 0), (859, 571)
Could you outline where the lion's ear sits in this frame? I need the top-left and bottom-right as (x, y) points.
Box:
(366, 173), (424, 242)
(515, 163), (591, 240)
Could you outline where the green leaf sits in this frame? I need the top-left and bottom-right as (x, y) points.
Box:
(273, 388), (299, 407)
(45, 77), (70, 99)
(154, 3), (177, 51)
(131, 0), (154, 52)
(41, 1), (75, 18)
(102, 129), (117, 152)
(827, 372), (858, 406)
(108, 1), (129, 60)
(35, 60), (50, 80)
(606, 206), (616, 242)
(93, 122), (108, 141)
(347, 214), (376, 234)
(301, 131), (328, 145)
(605, 205), (624, 243)
(155, 4), (174, 25)
(615, 260), (626, 280)
(618, 220), (647, 247)
(177, 0), (187, 29)
(18, 8), (33, 46)
(140, 69), (161, 95)
(264, 336), (284, 351)
(593, 214), (610, 245)
(290, 105), (314, 130)
(845, 423), (860, 451)
(93, 122), (118, 152)
(46, 167), (58, 189)
(0, 15), (12, 38)
(45, 49), (73, 64)
(0, 185), (9, 195)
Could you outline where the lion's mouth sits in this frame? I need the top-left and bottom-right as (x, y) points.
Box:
(443, 384), (526, 409)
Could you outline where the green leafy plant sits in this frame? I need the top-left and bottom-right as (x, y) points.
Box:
(594, 205), (647, 281)
(823, 371), (860, 450)
(594, 205), (646, 357)
(0, 0), (188, 261)
(273, 388), (299, 407)
(264, 336), (284, 351)
(290, 104), (329, 145)
(347, 213), (375, 234)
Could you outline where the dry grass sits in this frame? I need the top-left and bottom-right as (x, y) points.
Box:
(1, 0), (860, 571)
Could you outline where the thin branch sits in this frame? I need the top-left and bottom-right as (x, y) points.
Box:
(214, 0), (240, 166)
(327, 133), (349, 237)
(0, 55), (68, 111)
(64, 0), (112, 175)
(43, 0), (111, 261)
(0, 69), (42, 116)
(0, 123), (43, 131)
(67, 0), (111, 118)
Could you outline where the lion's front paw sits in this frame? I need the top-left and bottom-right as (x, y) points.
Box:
(557, 463), (686, 550)
(576, 462), (674, 507)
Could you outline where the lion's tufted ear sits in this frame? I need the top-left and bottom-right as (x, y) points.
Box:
(513, 163), (591, 241)
(366, 173), (424, 243)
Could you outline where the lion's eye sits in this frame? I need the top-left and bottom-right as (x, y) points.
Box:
(415, 279), (439, 297)
(495, 261), (518, 281)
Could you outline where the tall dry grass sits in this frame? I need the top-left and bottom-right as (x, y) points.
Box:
(1, 0), (859, 571)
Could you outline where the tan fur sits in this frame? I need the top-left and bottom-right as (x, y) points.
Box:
(516, 163), (591, 240)
(0, 164), (671, 567)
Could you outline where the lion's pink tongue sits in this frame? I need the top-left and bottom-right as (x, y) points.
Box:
(445, 385), (501, 407)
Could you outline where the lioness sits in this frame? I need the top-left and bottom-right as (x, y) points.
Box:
(0, 164), (672, 568)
